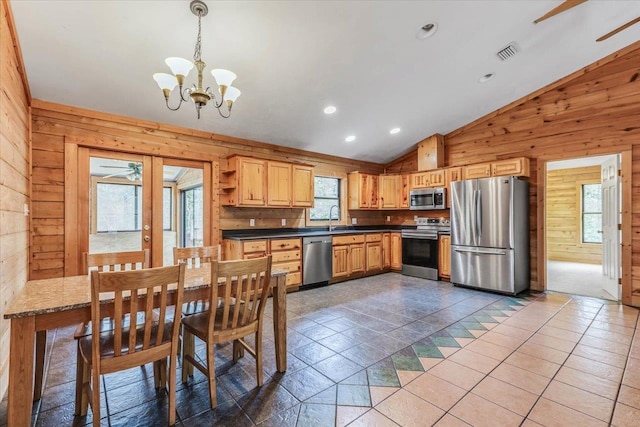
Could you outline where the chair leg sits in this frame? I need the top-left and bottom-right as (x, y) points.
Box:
(206, 342), (218, 409)
(168, 353), (177, 426)
(255, 331), (263, 387)
(182, 330), (193, 383)
(91, 369), (101, 426)
(74, 343), (83, 415)
(80, 360), (90, 416)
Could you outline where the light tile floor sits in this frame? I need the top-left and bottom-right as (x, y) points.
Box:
(1, 273), (640, 426)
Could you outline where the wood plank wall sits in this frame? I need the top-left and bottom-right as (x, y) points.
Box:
(385, 41), (640, 293)
(0, 0), (31, 401)
(29, 101), (383, 279)
(546, 166), (602, 264)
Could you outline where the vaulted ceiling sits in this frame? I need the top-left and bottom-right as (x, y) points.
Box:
(11, 1), (640, 163)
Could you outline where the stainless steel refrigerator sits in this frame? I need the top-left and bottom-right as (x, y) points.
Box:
(450, 176), (529, 295)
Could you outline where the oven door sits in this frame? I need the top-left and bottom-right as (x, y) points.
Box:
(401, 232), (439, 280)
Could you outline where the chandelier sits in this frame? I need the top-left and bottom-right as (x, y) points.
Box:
(153, 0), (240, 119)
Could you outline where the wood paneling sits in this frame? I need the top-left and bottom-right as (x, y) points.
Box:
(1, 0), (31, 401)
(546, 167), (602, 264)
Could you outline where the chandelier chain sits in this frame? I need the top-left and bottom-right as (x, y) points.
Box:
(193, 11), (202, 62)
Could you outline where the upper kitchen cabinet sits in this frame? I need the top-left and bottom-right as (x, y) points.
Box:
(417, 134), (445, 171)
(348, 172), (379, 209)
(379, 174), (400, 209)
(291, 164), (314, 207)
(221, 155), (314, 208)
(462, 157), (530, 180)
(400, 174), (410, 209)
(444, 167), (462, 208)
(411, 169), (444, 189)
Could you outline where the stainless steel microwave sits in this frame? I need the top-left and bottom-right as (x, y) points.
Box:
(409, 188), (446, 210)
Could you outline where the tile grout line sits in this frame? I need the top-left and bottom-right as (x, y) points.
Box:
(607, 309), (640, 426)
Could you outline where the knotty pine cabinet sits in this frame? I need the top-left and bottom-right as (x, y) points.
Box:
(411, 169), (445, 189)
(347, 172), (379, 209)
(391, 232), (402, 270)
(365, 233), (383, 271)
(438, 235), (451, 280)
(462, 157), (530, 180)
(221, 155), (314, 208)
(444, 167), (462, 208)
(382, 233), (391, 269)
(417, 134), (445, 171)
(332, 234), (365, 278)
(379, 175), (400, 209)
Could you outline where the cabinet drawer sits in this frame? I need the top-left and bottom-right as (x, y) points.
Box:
(285, 272), (301, 287)
(365, 233), (382, 242)
(243, 252), (267, 260)
(271, 250), (301, 263)
(243, 240), (267, 253)
(333, 234), (365, 245)
(270, 238), (301, 251)
(274, 261), (301, 273)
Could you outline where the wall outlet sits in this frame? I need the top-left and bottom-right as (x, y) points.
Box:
(386, 216), (391, 222)
(414, 215), (418, 222)
(281, 218), (286, 226)
(249, 219), (255, 227)
(351, 218), (357, 225)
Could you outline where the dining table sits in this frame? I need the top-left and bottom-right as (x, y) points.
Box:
(3, 265), (289, 427)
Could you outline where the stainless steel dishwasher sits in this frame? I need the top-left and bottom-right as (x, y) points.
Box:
(302, 236), (333, 286)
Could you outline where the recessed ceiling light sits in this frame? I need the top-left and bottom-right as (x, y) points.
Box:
(324, 106), (337, 114)
(416, 22), (438, 39)
(345, 135), (356, 142)
(390, 128), (401, 135)
(479, 73), (495, 83)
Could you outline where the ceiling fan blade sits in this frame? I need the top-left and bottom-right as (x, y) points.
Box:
(100, 165), (130, 169)
(102, 172), (129, 179)
(597, 16), (640, 42)
(534, 0), (588, 24)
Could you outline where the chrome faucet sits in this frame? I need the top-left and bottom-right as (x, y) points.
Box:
(328, 205), (339, 231)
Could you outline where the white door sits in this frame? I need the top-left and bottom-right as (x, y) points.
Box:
(601, 155), (620, 299)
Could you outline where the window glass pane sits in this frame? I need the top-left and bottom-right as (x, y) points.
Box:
(314, 176), (339, 198)
(583, 184), (601, 213)
(310, 176), (340, 221)
(163, 187), (172, 230)
(182, 186), (203, 247)
(583, 213), (602, 243)
(96, 183), (139, 232)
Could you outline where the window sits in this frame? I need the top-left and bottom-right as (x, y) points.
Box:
(310, 176), (340, 221)
(582, 183), (602, 243)
(96, 183), (141, 232)
(181, 185), (203, 247)
(163, 187), (172, 230)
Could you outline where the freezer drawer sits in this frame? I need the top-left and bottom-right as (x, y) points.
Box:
(450, 246), (517, 294)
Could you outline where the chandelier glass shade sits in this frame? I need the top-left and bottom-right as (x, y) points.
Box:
(153, 0), (240, 119)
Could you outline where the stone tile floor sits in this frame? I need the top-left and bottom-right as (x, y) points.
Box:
(2, 272), (640, 426)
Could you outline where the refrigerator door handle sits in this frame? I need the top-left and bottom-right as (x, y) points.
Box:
(474, 190), (482, 240)
(454, 249), (507, 256)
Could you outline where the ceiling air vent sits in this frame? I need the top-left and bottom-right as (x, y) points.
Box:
(496, 42), (519, 61)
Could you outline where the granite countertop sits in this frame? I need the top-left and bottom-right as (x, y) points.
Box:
(222, 226), (414, 241)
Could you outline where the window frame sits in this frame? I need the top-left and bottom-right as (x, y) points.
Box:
(305, 172), (348, 227)
(580, 182), (602, 244)
(180, 184), (204, 247)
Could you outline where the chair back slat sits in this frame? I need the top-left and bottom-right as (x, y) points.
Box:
(207, 256), (272, 335)
(85, 249), (149, 274)
(173, 246), (218, 268)
(90, 264), (185, 370)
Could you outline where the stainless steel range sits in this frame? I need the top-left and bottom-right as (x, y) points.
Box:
(401, 217), (450, 280)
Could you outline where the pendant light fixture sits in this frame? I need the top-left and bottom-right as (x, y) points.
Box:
(153, 0), (240, 119)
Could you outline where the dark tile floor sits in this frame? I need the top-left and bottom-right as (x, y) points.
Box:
(1, 272), (637, 426)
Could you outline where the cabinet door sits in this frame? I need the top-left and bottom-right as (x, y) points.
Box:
(491, 158), (530, 177)
(391, 233), (402, 270)
(382, 233), (391, 268)
(445, 167), (462, 208)
(366, 242), (382, 271)
(292, 165), (314, 207)
(417, 134), (444, 171)
(463, 163), (491, 180)
(369, 175), (379, 209)
(438, 235), (451, 278)
(350, 243), (366, 274)
(428, 170), (445, 188)
(411, 172), (430, 189)
(400, 174), (410, 209)
(238, 158), (266, 206)
(267, 161), (292, 206)
(358, 174), (370, 208)
(379, 175), (399, 209)
(332, 245), (349, 278)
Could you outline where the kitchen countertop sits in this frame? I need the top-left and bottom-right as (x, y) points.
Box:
(222, 226), (414, 241)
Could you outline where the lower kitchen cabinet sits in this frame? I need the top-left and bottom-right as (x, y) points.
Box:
(382, 233), (391, 269)
(391, 232), (402, 270)
(365, 233), (383, 271)
(270, 238), (302, 287)
(332, 234), (365, 278)
(439, 234), (451, 280)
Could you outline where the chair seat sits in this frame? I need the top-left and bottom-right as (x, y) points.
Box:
(79, 321), (174, 362)
(181, 305), (258, 342)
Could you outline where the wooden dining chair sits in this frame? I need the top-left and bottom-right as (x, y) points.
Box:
(74, 250), (153, 412)
(181, 255), (273, 408)
(76, 264), (185, 426)
(173, 246), (218, 380)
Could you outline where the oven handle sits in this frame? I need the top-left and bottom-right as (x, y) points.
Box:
(454, 249), (507, 256)
(401, 232), (438, 240)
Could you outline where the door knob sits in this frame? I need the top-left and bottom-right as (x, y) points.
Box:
(144, 235), (150, 242)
